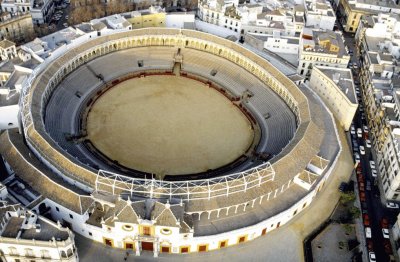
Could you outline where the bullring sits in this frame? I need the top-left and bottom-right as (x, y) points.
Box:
(0, 28), (342, 256)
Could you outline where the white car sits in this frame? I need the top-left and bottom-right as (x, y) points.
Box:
(354, 152), (360, 162)
(386, 202), (399, 209)
(365, 139), (371, 148)
(365, 227), (372, 238)
(371, 169), (377, 177)
(369, 252), (376, 262)
(369, 160), (376, 169)
(363, 125), (369, 133)
(357, 128), (362, 138)
(382, 228), (390, 239)
(360, 146), (365, 155)
(351, 126), (356, 135)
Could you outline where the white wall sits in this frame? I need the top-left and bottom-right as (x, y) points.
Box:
(166, 13), (195, 29)
(0, 104), (19, 130)
(195, 19), (240, 38)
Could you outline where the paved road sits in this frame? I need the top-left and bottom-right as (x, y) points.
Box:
(347, 41), (398, 261)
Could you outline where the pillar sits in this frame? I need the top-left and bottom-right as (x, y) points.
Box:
(135, 241), (140, 256)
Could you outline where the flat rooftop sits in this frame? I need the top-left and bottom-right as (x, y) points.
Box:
(316, 66), (357, 104)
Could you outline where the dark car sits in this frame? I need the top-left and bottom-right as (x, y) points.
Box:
(339, 182), (348, 192)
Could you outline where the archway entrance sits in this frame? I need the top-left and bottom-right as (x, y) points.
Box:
(141, 242), (153, 251)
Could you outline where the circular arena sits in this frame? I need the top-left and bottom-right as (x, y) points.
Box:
(0, 28), (342, 255)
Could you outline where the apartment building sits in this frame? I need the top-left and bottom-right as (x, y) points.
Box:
(337, 0), (400, 33)
(356, 13), (400, 200)
(304, 0), (336, 30)
(298, 28), (350, 79)
(0, 14), (34, 43)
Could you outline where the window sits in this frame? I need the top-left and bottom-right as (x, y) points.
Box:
(103, 238), (113, 247)
(160, 228), (172, 235)
(143, 226), (151, 236)
(122, 225), (133, 231)
(219, 240), (228, 248)
(238, 236), (247, 243)
(69, 214), (73, 219)
(198, 244), (208, 252)
(161, 246), (170, 253)
(25, 248), (34, 257)
(180, 246), (190, 253)
(88, 232), (92, 236)
(56, 207), (59, 212)
(262, 228), (267, 235)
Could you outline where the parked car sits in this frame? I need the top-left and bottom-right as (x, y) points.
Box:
(354, 152), (360, 162)
(360, 191), (366, 202)
(381, 218), (389, 228)
(369, 160), (376, 169)
(363, 214), (370, 226)
(363, 125), (369, 133)
(382, 228), (390, 239)
(357, 128), (362, 138)
(351, 125), (356, 135)
(371, 169), (377, 178)
(386, 202), (399, 209)
(360, 145), (365, 155)
(365, 139), (371, 148)
(367, 240), (373, 251)
(365, 227), (372, 238)
(366, 181), (371, 191)
(369, 252), (376, 262)
(339, 182), (347, 192)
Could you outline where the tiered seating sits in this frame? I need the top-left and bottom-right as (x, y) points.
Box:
(45, 66), (102, 165)
(44, 45), (298, 175)
(88, 47), (174, 82)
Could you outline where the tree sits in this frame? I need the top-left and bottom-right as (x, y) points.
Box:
(339, 191), (355, 204)
(349, 206), (360, 219)
(342, 223), (353, 235)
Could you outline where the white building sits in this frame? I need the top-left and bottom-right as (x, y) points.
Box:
(1, 0), (31, 16)
(0, 40), (17, 61)
(309, 66), (357, 131)
(298, 28), (350, 79)
(304, 0), (336, 30)
(0, 203), (78, 261)
(31, 0), (55, 25)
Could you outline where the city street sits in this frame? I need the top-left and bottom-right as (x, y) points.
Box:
(348, 43), (398, 261)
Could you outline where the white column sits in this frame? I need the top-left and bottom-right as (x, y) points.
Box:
(135, 241), (140, 256)
(153, 242), (159, 257)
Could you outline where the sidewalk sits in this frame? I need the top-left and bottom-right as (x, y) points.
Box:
(75, 125), (354, 262)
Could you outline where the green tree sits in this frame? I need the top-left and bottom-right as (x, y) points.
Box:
(349, 206), (360, 219)
(340, 191), (356, 204)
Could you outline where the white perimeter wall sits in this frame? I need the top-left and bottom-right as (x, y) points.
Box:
(0, 105), (19, 130)
(195, 19), (240, 39)
(166, 13), (195, 29)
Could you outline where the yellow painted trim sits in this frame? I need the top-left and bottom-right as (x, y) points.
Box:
(140, 225), (154, 236)
(122, 224), (134, 232)
(180, 245), (191, 253)
(161, 245), (171, 253)
(237, 234), (248, 244)
(197, 243), (209, 252)
(103, 237), (114, 247)
(124, 242), (135, 250)
(160, 228), (172, 235)
(218, 239), (228, 249)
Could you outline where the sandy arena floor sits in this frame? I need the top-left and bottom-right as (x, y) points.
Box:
(87, 75), (254, 176)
